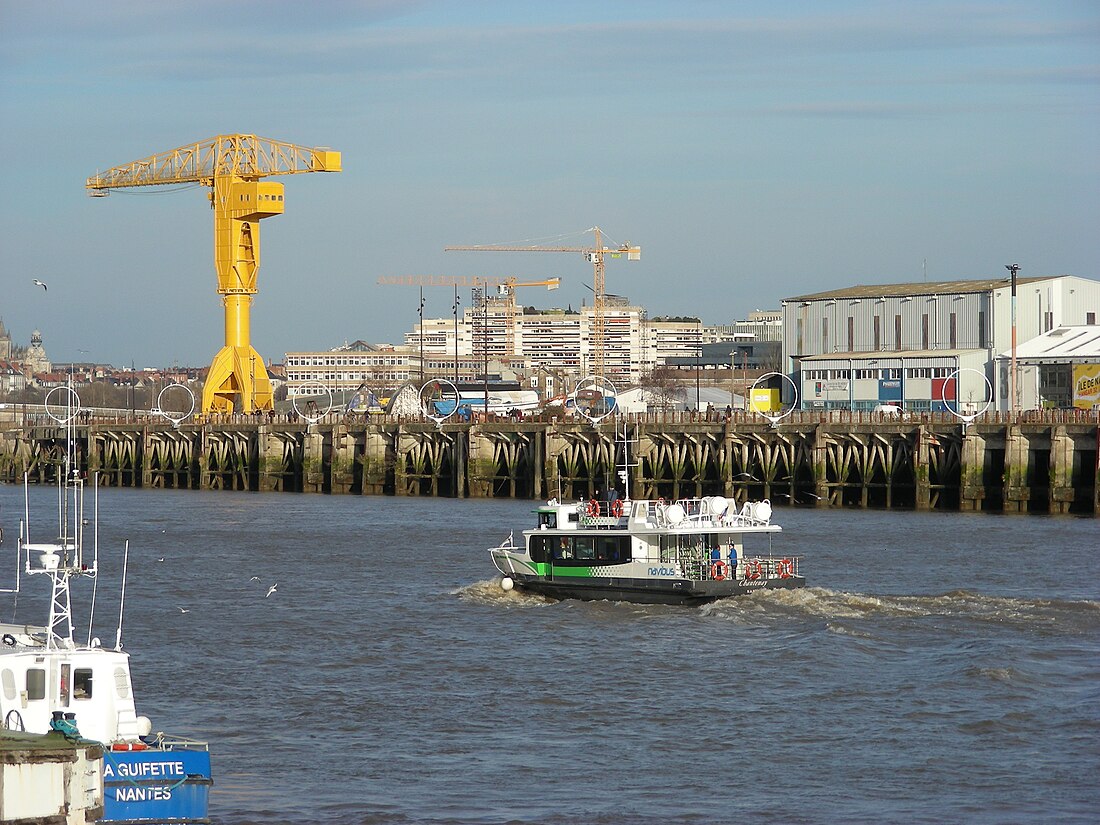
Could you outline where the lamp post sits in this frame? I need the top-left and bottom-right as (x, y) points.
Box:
(452, 286), (460, 388)
(695, 328), (702, 412)
(418, 286), (425, 385)
(483, 290), (489, 418)
(1006, 263), (1020, 418)
(729, 349), (736, 411)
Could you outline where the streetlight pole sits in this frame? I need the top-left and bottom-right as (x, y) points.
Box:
(729, 349), (735, 411)
(418, 286), (425, 385)
(452, 286), (460, 388)
(479, 289), (489, 419)
(695, 328), (701, 412)
(1006, 263), (1020, 418)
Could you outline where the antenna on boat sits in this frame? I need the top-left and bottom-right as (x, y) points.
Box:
(115, 539), (129, 651)
(86, 480), (101, 647)
(20, 382), (96, 651)
(616, 421), (639, 501)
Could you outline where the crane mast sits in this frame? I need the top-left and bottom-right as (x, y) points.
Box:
(445, 227), (638, 380)
(86, 134), (341, 414)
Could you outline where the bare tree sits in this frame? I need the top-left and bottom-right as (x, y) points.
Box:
(635, 365), (686, 411)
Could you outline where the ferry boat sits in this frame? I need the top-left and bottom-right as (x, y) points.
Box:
(0, 397), (211, 822)
(489, 494), (804, 606)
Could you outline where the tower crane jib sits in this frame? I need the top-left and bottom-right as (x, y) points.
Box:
(444, 227), (639, 380)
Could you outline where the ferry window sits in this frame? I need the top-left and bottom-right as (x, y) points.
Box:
(1, 669), (15, 701)
(60, 663), (70, 705)
(27, 668), (45, 700)
(537, 511), (557, 529)
(554, 537), (574, 560)
(597, 536), (630, 562)
(74, 669), (93, 699)
(574, 537), (595, 560)
(530, 536), (550, 563)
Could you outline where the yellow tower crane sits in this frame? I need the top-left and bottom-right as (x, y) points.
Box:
(376, 275), (560, 357)
(445, 227), (639, 380)
(86, 134), (341, 414)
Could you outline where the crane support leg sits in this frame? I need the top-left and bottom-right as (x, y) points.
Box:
(203, 343), (273, 414)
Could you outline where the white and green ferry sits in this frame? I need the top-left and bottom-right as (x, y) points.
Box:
(489, 494), (804, 606)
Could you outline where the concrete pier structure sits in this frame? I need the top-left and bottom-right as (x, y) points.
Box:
(1, 411), (1096, 515)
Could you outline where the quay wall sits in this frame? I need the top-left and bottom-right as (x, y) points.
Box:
(1, 410), (1097, 515)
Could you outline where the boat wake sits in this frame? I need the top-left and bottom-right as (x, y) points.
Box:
(701, 586), (1100, 634)
(455, 579), (556, 607)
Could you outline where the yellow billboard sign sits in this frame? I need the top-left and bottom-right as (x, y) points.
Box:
(1073, 363), (1100, 410)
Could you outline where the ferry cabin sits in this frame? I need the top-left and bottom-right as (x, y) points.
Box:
(527, 498), (783, 579)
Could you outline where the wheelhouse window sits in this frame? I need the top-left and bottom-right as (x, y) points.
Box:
(27, 668), (45, 701)
(537, 511), (558, 529)
(74, 668), (93, 699)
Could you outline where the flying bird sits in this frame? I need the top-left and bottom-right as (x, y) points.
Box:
(157, 557), (165, 563)
(177, 607), (190, 614)
(265, 583), (278, 598)
(250, 575), (261, 582)
(32, 279), (47, 291)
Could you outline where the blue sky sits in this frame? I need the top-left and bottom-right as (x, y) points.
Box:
(1, 0), (1097, 368)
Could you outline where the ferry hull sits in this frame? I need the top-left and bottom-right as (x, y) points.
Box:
(515, 575), (806, 606)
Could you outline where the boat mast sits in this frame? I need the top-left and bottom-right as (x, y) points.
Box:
(24, 380), (96, 651)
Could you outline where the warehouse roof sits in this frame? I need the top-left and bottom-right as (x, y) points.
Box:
(996, 326), (1100, 362)
(799, 349), (972, 361)
(787, 276), (1062, 302)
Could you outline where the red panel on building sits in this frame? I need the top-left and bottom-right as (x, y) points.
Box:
(933, 377), (956, 401)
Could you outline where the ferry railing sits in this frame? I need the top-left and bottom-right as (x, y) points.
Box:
(677, 551), (800, 582)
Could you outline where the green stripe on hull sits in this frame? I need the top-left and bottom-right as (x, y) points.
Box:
(548, 566), (594, 578)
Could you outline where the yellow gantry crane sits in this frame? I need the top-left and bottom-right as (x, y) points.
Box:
(86, 134), (341, 414)
(445, 227), (639, 379)
(377, 275), (560, 356)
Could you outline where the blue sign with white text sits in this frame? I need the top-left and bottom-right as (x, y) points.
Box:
(102, 749), (211, 822)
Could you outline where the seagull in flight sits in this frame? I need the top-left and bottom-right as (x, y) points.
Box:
(32, 279), (47, 291)
(265, 583), (278, 598)
(177, 607), (190, 614)
(157, 557), (165, 563)
(250, 575), (261, 582)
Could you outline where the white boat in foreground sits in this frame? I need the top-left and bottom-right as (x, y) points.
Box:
(1, 397), (211, 823)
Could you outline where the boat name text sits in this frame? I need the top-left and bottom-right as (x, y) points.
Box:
(113, 786), (176, 802)
(104, 760), (186, 779)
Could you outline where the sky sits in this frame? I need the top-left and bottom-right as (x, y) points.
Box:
(0, 0), (1097, 369)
